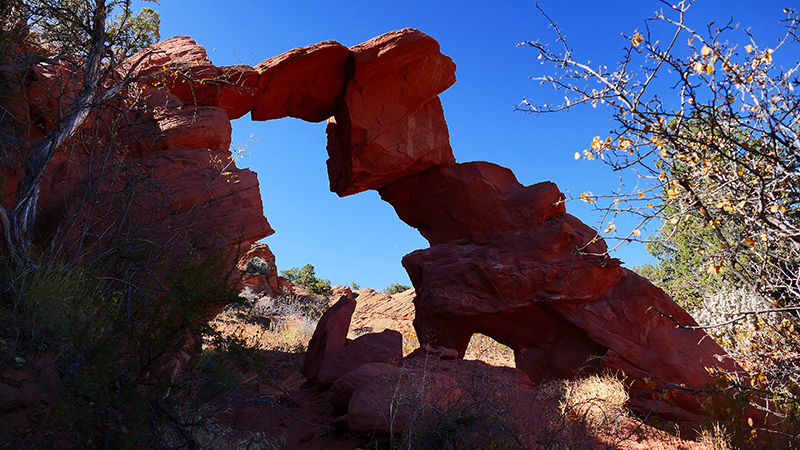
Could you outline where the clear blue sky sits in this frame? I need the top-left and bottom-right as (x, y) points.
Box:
(140, 0), (794, 289)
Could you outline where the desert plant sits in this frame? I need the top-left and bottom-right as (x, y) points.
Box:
(0, 246), (276, 449)
(522, 3), (800, 441)
(0, 0), (161, 269)
(534, 373), (631, 450)
(280, 263), (333, 299)
(244, 256), (273, 275)
(384, 283), (411, 295)
(699, 423), (733, 450)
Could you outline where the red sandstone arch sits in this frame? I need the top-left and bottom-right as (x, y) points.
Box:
(7, 29), (748, 428)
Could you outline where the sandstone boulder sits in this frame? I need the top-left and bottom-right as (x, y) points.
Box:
(346, 365), (460, 436)
(0, 365), (60, 443)
(128, 37), (259, 120)
(326, 29), (457, 196)
(379, 161), (566, 245)
(301, 293), (357, 384)
(316, 329), (403, 385)
(328, 362), (402, 417)
(252, 41), (350, 122)
(128, 36), (224, 107)
(350, 287), (415, 335)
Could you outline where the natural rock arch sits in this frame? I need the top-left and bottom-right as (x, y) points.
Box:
(7, 28), (747, 427)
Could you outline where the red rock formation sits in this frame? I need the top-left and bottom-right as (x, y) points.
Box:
(379, 162), (566, 245)
(384, 163), (742, 426)
(239, 242), (281, 297)
(128, 36), (259, 120)
(252, 41), (349, 122)
(301, 292), (357, 384)
(2, 36), (273, 270)
(316, 329), (402, 385)
(3, 25), (751, 435)
(326, 29), (457, 196)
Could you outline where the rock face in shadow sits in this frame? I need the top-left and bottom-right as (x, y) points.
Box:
(2, 36), (272, 270)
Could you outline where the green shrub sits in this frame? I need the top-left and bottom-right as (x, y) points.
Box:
(384, 283), (411, 295)
(280, 263), (333, 298)
(1, 247), (265, 449)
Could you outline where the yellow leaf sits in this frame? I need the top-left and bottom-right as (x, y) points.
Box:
(770, 204), (780, 213)
(745, 44), (753, 53)
(694, 61), (704, 73)
(632, 229), (641, 236)
(701, 45), (712, 57)
(574, 152), (581, 160)
(745, 237), (756, 246)
(632, 32), (644, 46)
(760, 233), (768, 241)
(748, 417), (754, 427)
(705, 62), (715, 74)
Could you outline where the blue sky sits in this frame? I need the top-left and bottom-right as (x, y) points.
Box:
(142, 0), (795, 289)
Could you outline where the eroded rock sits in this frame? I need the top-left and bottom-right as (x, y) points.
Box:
(326, 29), (457, 196)
(252, 41), (349, 122)
(316, 329), (403, 385)
(301, 292), (357, 384)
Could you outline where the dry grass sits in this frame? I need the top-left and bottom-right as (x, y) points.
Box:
(699, 423), (732, 450)
(210, 310), (317, 353)
(561, 373), (629, 430)
(533, 373), (633, 449)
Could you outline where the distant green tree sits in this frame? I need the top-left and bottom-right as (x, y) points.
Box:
(384, 283), (411, 295)
(280, 264), (333, 299)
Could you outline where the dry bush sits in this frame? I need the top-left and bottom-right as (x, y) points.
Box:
(535, 373), (631, 450)
(562, 373), (630, 431)
(692, 288), (800, 447)
(211, 289), (320, 354)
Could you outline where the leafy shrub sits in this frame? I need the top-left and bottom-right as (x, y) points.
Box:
(384, 283), (412, 295)
(280, 263), (333, 298)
